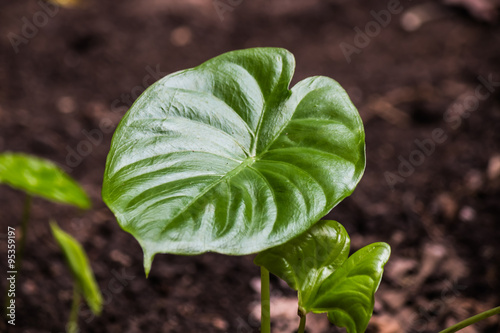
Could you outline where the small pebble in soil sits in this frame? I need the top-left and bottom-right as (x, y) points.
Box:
(487, 154), (500, 180)
(22, 279), (38, 295)
(434, 193), (457, 220)
(110, 249), (132, 267)
(170, 26), (193, 47)
(464, 169), (483, 192)
(212, 317), (229, 330)
(459, 206), (476, 222)
(57, 96), (77, 114)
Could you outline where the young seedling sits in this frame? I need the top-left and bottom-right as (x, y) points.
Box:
(102, 47), (376, 331)
(51, 221), (103, 333)
(255, 220), (390, 333)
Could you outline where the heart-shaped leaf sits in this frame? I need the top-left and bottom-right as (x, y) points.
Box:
(102, 48), (365, 273)
(255, 220), (390, 333)
(51, 221), (102, 315)
(0, 152), (90, 209)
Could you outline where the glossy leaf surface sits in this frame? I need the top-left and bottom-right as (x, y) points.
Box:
(102, 48), (365, 272)
(316, 243), (390, 333)
(51, 222), (103, 315)
(254, 220), (350, 306)
(0, 152), (90, 209)
(255, 220), (390, 333)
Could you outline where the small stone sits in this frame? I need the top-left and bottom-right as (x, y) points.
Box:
(400, 3), (444, 31)
(22, 279), (37, 295)
(57, 96), (76, 114)
(370, 314), (403, 333)
(212, 317), (228, 330)
(170, 26), (192, 47)
(459, 206), (476, 222)
(435, 193), (458, 219)
(380, 290), (407, 310)
(385, 258), (418, 283)
(465, 169), (483, 191)
(249, 277), (261, 294)
(390, 230), (405, 246)
(487, 155), (500, 180)
(110, 249), (132, 267)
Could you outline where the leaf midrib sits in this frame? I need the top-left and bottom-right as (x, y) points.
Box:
(250, 59), (289, 156)
(160, 156), (256, 233)
(154, 59), (288, 228)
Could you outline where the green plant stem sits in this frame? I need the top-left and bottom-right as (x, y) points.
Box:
(261, 266), (271, 333)
(439, 306), (500, 333)
(67, 286), (81, 333)
(17, 193), (32, 271)
(298, 313), (306, 333)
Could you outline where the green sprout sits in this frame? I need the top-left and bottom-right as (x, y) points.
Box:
(0, 152), (101, 332)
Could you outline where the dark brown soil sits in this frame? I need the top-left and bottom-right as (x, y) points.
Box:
(1, 0), (499, 332)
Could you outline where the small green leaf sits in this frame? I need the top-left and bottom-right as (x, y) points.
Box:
(255, 220), (390, 333)
(0, 153), (91, 209)
(254, 220), (350, 306)
(313, 243), (390, 333)
(102, 48), (365, 272)
(50, 222), (102, 315)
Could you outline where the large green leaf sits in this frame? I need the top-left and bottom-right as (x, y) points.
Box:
(0, 152), (91, 209)
(102, 48), (365, 273)
(255, 220), (390, 333)
(50, 222), (103, 315)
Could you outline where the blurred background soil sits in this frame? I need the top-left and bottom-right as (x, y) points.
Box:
(0, 0), (499, 332)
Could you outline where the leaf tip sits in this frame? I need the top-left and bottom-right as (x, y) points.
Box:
(49, 219), (61, 234)
(143, 251), (155, 278)
(375, 242), (392, 263)
(89, 296), (103, 316)
(79, 195), (92, 210)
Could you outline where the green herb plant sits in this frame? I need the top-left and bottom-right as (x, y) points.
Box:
(0, 153), (102, 332)
(102, 48), (499, 332)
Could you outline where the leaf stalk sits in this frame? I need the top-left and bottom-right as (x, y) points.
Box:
(67, 285), (81, 333)
(261, 266), (271, 333)
(298, 311), (306, 333)
(439, 306), (500, 333)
